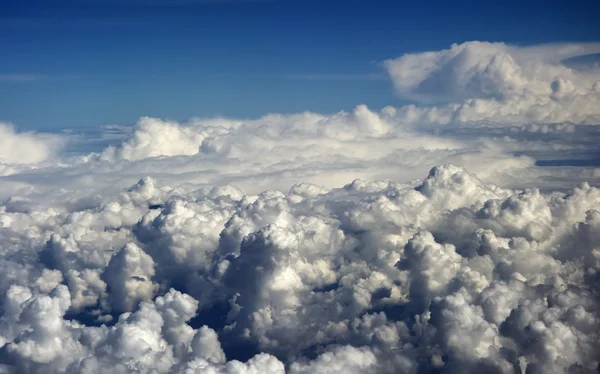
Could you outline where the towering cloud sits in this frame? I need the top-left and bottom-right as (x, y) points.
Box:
(385, 41), (600, 125)
(0, 164), (598, 373)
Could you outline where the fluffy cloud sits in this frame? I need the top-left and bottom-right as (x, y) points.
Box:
(385, 41), (600, 125)
(0, 163), (598, 373)
(99, 117), (216, 161)
(0, 40), (599, 373)
(0, 123), (65, 166)
(7, 101), (587, 205)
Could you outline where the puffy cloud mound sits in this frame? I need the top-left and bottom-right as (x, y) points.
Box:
(0, 123), (65, 165)
(47, 101), (594, 202)
(0, 164), (598, 373)
(384, 41), (600, 124)
(98, 105), (398, 163)
(99, 117), (212, 161)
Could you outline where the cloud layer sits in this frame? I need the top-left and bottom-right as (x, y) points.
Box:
(0, 164), (599, 373)
(0, 41), (599, 373)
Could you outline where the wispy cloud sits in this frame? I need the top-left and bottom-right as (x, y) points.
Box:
(0, 74), (44, 83)
(0, 73), (85, 83)
(282, 73), (387, 81)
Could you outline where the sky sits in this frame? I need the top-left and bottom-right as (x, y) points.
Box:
(2, 2), (600, 374)
(1, 0), (600, 130)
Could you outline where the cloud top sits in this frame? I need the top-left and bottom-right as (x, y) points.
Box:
(0, 123), (65, 165)
(384, 41), (600, 103)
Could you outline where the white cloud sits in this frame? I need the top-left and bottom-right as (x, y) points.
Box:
(384, 41), (600, 125)
(103, 242), (157, 314)
(385, 41), (600, 102)
(0, 123), (65, 166)
(289, 346), (378, 373)
(25, 102), (583, 203)
(0, 163), (598, 373)
(0, 40), (599, 373)
(99, 117), (210, 161)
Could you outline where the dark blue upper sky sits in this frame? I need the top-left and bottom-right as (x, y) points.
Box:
(1, 0), (599, 130)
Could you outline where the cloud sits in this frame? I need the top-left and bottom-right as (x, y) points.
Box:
(0, 123), (65, 166)
(2, 101), (599, 206)
(0, 165), (598, 373)
(0, 40), (599, 373)
(99, 117), (211, 161)
(384, 41), (600, 125)
(384, 41), (600, 102)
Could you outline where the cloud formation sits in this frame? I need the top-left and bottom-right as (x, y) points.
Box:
(0, 164), (599, 373)
(385, 41), (600, 125)
(0, 123), (65, 166)
(0, 41), (599, 373)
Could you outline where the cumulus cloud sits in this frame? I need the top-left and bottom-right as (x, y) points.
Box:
(0, 163), (598, 373)
(13, 100), (586, 204)
(99, 117), (212, 161)
(0, 123), (65, 166)
(0, 40), (599, 373)
(384, 41), (600, 125)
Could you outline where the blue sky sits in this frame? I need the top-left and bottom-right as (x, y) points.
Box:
(1, 0), (599, 130)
